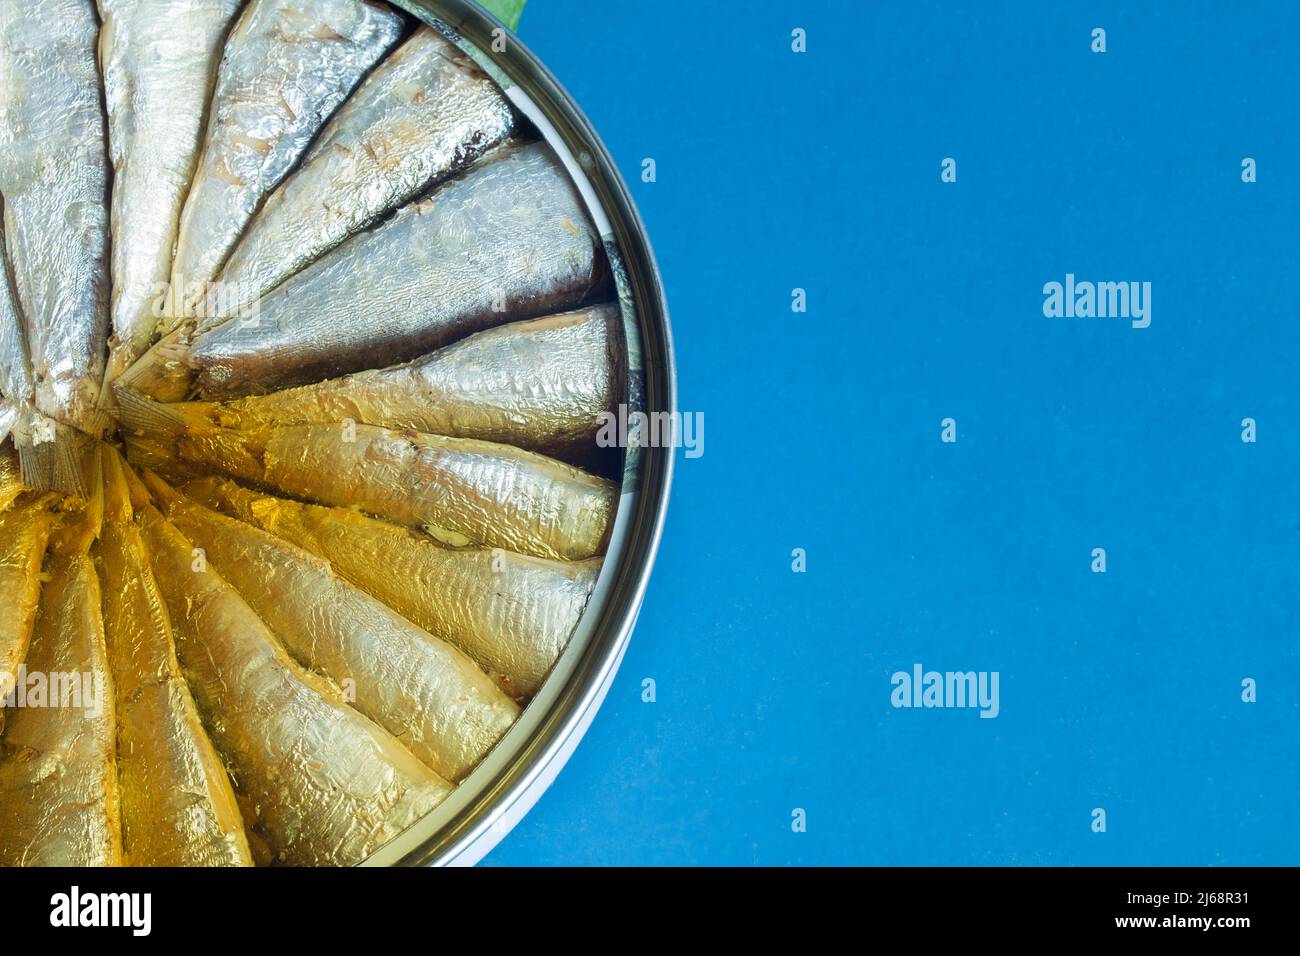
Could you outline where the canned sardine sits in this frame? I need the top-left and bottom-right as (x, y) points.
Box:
(0, 0), (672, 868)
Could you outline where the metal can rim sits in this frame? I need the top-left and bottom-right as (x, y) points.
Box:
(360, 0), (676, 867)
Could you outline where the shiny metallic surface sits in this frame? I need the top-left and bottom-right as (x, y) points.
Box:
(147, 475), (520, 783)
(0, 444), (21, 509)
(160, 303), (622, 467)
(169, 0), (404, 310)
(218, 24), (519, 312)
(0, 405), (15, 452)
(359, 0), (675, 868)
(0, 498), (54, 729)
(0, 216), (34, 407)
(96, 449), (254, 866)
(0, 551), (121, 867)
(0, 211), (58, 490)
(142, 502), (454, 866)
(257, 424), (616, 559)
(183, 475), (600, 699)
(0, 0), (110, 436)
(97, 0), (243, 387)
(116, 394), (618, 560)
(191, 140), (610, 395)
(0, 0), (672, 868)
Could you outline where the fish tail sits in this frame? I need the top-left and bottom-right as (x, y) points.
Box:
(47, 443), (103, 556)
(51, 427), (93, 500)
(118, 388), (268, 490)
(16, 419), (93, 498)
(84, 407), (115, 438)
(97, 339), (137, 412)
(16, 436), (53, 490)
(113, 385), (206, 438)
(114, 326), (198, 402)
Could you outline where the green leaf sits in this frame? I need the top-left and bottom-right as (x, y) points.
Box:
(477, 0), (526, 31)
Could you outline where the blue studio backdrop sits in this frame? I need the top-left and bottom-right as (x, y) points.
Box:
(485, 0), (1300, 866)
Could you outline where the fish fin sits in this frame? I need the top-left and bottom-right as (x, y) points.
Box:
(97, 340), (136, 413)
(113, 385), (201, 437)
(51, 428), (91, 499)
(75, 404), (115, 440)
(114, 326), (197, 402)
(48, 444), (103, 555)
(15, 409), (57, 489)
(17, 436), (53, 490)
(16, 420), (93, 498)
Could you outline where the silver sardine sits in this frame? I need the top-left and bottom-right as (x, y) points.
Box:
(0, 496), (54, 731)
(0, 1), (110, 436)
(97, 0), (245, 389)
(117, 392), (617, 560)
(151, 304), (621, 466)
(0, 206), (34, 409)
(216, 25), (518, 312)
(169, 0), (404, 318)
(190, 140), (610, 396)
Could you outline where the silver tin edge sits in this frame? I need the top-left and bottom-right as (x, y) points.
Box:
(360, 0), (676, 867)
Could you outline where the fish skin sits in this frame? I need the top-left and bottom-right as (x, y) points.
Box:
(144, 472), (518, 781)
(139, 503), (452, 866)
(255, 424), (617, 560)
(95, 450), (253, 866)
(169, 0), (404, 318)
(122, 430), (211, 484)
(0, 551), (121, 867)
(97, 0), (245, 390)
(165, 304), (622, 466)
(0, 443), (20, 510)
(115, 395), (616, 559)
(0, 209), (34, 407)
(1, 209), (86, 494)
(216, 25), (518, 312)
(112, 323), (198, 402)
(186, 476), (599, 698)
(0, 1), (110, 436)
(0, 216), (61, 490)
(0, 497), (54, 730)
(0, 216), (41, 463)
(16, 419), (101, 500)
(190, 141), (611, 397)
(45, 445), (104, 565)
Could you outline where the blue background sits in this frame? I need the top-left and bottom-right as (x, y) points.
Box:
(485, 0), (1300, 865)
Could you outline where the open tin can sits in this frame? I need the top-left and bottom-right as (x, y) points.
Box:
(358, 0), (675, 866)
